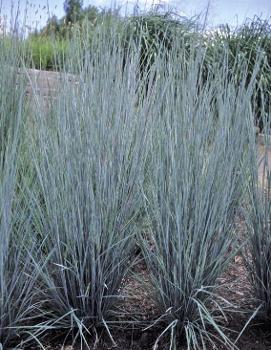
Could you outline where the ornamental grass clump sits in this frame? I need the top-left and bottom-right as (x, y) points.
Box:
(126, 11), (198, 77)
(141, 43), (259, 349)
(27, 23), (154, 344)
(205, 16), (271, 129)
(0, 37), (40, 348)
(243, 103), (271, 320)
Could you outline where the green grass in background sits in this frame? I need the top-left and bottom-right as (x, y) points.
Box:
(25, 35), (68, 70)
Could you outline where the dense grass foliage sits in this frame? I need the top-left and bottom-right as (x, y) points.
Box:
(206, 17), (271, 129)
(0, 12), (271, 349)
(25, 35), (68, 71)
(243, 103), (271, 320)
(25, 25), (155, 344)
(141, 45), (258, 349)
(0, 39), (41, 348)
(26, 13), (271, 127)
(125, 13), (198, 76)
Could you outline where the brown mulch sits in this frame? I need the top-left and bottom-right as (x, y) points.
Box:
(41, 261), (271, 349)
